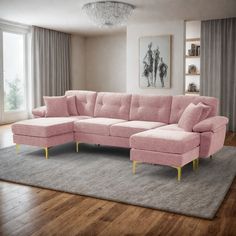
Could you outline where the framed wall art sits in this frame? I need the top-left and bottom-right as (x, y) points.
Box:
(139, 35), (171, 89)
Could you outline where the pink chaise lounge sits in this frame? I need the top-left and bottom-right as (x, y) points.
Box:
(12, 90), (97, 159)
(11, 90), (228, 180)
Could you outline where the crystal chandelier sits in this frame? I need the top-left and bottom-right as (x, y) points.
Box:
(82, 1), (135, 27)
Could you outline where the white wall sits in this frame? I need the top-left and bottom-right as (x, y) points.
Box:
(126, 21), (185, 95)
(85, 34), (126, 92)
(186, 21), (201, 39)
(71, 21), (185, 94)
(71, 35), (86, 90)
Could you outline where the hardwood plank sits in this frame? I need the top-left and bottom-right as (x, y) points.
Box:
(0, 189), (59, 223)
(109, 207), (165, 235)
(0, 184), (43, 206)
(59, 201), (116, 235)
(0, 193), (72, 235)
(12, 195), (86, 236)
(76, 204), (129, 235)
(225, 132), (236, 146)
(31, 198), (109, 236)
(97, 205), (143, 236)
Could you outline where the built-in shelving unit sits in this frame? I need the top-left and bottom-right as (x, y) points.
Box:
(185, 55), (200, 58)
(185, 21), (201, 96)
(186, 38), (200, 42)
(185, 92), (200, 96)
(185, 73), (200, 76)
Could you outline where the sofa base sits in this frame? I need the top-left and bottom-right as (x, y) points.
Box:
(74, 132), (130, 148)
(130, 147), (199, 167)
(132, 160), (198, 181)
(13, 133), (74, 159)
(130, 147), (199, 181)
(13, 133), (74, 148)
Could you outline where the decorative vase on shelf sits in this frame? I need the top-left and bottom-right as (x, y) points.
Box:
(188, 65), (197, 74)
(187, 44), (200, 56)
(187, 83), (199, 92)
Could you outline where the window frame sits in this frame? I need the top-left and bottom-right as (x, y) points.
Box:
(0, 20), (31, 124)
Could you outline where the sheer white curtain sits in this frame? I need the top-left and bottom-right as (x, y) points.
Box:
(201, 18), (236, 131)
(31, 26), (71, 107)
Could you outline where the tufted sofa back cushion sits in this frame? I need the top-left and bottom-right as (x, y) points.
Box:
(94, 92), (132, 120)
(65, 90), (97, 116)
(130, 94), (172, 123)
(170, 95), (218, 124)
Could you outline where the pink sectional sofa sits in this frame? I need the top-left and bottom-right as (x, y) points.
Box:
(12, 90), (228, 180)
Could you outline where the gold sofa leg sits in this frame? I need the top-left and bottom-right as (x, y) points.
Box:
(192, 160), (196, 171)
(76, 142), (79, 153)
(16, 144), (20, 154)
(177, 167), (182, 181)
(44, 147), (48, 159)
(193, 158), (199, 171)
(132, 161), (137, 174)
(196, 158), (199, 168)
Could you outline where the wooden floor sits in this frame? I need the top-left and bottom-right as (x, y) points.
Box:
(1, 125), (236, 236)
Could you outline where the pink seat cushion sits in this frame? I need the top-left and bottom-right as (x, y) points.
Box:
(44, 96), (69, 117)
(67, 95), (78, 116)
(130, 94), (172, 123)
(169, 95), (218, 123)
(178, 103), (203, 132)
(157, 124), (185, 132)
(74, 117), (126, 136)
(69, 116), (92, 120)
(94, 92), (132, 120)
(65, 90), (97, 116)
(130, 129), (200, 154)
(110, 121), (166, 138)
(12, 118), (75, 138)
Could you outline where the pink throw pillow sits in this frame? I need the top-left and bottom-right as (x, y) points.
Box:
(197, 102), (211, 121)
(178, 103), (203, 132)
(44, 96), (69, 117)
(67, 95), (78, 116)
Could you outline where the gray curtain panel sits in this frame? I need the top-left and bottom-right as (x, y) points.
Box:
(32, 26), (71, 107)
(201, 18), (236, 131)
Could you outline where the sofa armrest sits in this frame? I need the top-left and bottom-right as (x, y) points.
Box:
(193, 116), (228, 133)
(32, 106), (46, 117)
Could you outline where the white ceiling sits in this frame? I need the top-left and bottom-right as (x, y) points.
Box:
(0, 0), (235, 36)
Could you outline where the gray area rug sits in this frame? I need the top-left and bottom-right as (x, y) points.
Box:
(0, 143), (236, 219)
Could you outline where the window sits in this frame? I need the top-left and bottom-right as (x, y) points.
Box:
(0, 21), (30, 124)
(3, 32), (26, 111)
